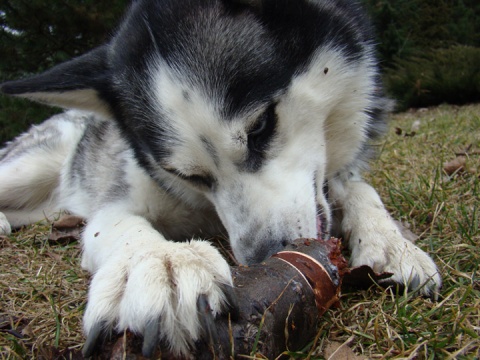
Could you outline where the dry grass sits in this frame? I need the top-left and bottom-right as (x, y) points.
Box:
(1, 104), (479, 359)
(307, 104), (480, 359)
(0, 224), (88, 359)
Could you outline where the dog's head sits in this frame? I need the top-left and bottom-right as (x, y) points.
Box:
(0, 0), (382, 264)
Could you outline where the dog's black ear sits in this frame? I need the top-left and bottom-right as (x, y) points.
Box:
(0, 45), (112, 116)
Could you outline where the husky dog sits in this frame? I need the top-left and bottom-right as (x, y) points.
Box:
(0, 0), (441, 356)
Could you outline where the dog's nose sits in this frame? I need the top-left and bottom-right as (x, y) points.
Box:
(244, 238), (289, 265)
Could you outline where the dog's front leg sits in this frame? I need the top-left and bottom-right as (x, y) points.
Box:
(0, 212), (11, 235)
(329, 172), (441, 298)
(80, 206), (234, 358)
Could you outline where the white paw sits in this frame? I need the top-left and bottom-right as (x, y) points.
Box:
(0, 212), (12, 235)
(82, 240), (233, 357)
(349, 220), (441, 298)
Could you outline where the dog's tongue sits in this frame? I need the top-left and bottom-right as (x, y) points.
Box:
(316, 214), (324, 239)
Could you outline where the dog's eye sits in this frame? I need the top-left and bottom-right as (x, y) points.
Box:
(181, 174), (216, 189)
(163, 167), (216, 190)
(248, 103), (277, 152)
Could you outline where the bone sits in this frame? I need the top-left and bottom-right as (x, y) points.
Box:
(87, 238), (348, 359)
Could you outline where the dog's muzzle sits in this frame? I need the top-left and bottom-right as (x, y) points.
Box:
(244, 211), (328, 265)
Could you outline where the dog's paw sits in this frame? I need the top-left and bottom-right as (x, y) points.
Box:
(0, 212), (12, 235)
(349, 226), (441, 299)
(82, 240), (234, 358)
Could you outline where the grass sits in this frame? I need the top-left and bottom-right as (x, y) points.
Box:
(0, 224), (87, 359)
(315, 103), (480, 359)
(0, 104), (479, 359)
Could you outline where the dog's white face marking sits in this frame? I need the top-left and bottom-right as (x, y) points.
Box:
(148, 48), (373, 264)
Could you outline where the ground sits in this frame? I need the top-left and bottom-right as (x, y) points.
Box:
(0, 104), (479, 359)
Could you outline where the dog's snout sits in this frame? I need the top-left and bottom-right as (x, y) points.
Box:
(243, 238), (289, 265)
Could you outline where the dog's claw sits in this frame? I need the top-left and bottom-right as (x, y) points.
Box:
(408, 274), (421, 291)
(380, 273), (440, 301)
(197, 294), (218, 347)
(429, 286), (440, 301)
(410, 274), (441, 301)
(142, 317), (160, 358)
(221, 284), (239, 321)
(82, 322), (105, 358)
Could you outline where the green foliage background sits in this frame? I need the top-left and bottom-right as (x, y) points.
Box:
(0, 0), (128, 77)
(364, 0), (480, 110)
(0, 0), (479, 143)
(364, 0), (480, 64)
(0, 0), (128, 143)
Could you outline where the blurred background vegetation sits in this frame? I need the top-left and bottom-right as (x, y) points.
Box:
(0, 0), (479, 144)
(363, 0), (480, 110)
(0, 0), (128, 143)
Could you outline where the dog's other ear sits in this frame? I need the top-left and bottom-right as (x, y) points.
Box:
(0, 45), (112, 117)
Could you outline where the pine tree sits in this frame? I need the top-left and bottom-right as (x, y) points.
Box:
(0, 0), (128, 78)
(0, 0), (128, 143)
(362, 0), (480, 67)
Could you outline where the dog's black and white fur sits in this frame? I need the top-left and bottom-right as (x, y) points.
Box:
(0, 0), (441, 356)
